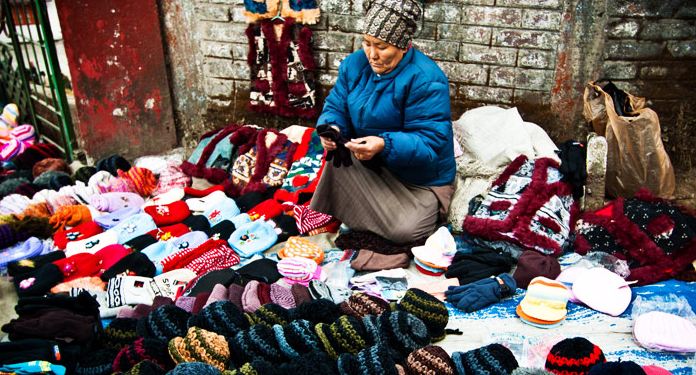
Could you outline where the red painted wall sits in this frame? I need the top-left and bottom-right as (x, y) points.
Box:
(56, 0), (177, 160)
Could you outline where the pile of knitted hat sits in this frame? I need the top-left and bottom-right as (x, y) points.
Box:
(61, 288), (451, 373)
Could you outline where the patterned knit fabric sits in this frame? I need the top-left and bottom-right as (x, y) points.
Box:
(160, 239), (240, 275)
(545, 337), (606, 375)
(168, 327), (230, 371)
(246, 19), (318, 119)
(249, 303), (291, 327)
(464, 156), (576, 256)
(102, 318), (139, 350)
(452, 343), (519, 375)
(293, 203), (333, 235)
(405, 345), (456, 375)
(118, 167), (157, 197)
(397, 288), (449, 342)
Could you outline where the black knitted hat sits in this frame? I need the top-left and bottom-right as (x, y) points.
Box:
(337, 344), (398, 375)
(102, 317), (139, 350)
(229, 324), (284, 367)
(124, 234), (159, 252)
(96, 154), (131, 176)
(280, 351), (337, 373)
(315, 315), (369, 360)
(101, 252), (156, 281)
(452, 343), (520, 375)
(377, 311), (430, 361)
(588, 360), (646, 375)
(74, 166), (98, 184)
(545, 337), (606, 375)
(112, 338), (173, 373)
(274, 319), (322, 359)
(182, 214), (211, 233)
(289, 298), (341, 324)
(74, 348), (118, 375)
(136, 305), (190, 342)
(121, 360), (165, 375)
(187, 300), (249, 339)
(397, 288), (449, 342)
(251, 303), (291, 327)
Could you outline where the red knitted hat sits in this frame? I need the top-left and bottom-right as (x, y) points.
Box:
(248, 199), (284, 220)
(118, 167), (157, 197)
(53, 221), (104, 250)
(147, 223), (191, 241)
(546, 337), (606, 375)
(143, 200), (191, 226)
(53, 253), (102, 282)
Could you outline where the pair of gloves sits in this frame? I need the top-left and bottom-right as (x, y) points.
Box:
(316, 124), (383, 173)
(316, 124), (353, 168)
(445, 273), (516, 313)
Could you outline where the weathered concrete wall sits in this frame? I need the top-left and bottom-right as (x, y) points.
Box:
(172, 0), (696, 169)
(602, 0), (696, 169)
(56, 0), (177, 160)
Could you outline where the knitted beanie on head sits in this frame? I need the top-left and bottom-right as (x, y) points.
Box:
(397, 288), (449, 342)
(362, 0), (421, 49)
(452, 343), (520, 375)
(168, 327), (230, 371)
(405, 345), (455, 375)
(545, 337), (606, 375)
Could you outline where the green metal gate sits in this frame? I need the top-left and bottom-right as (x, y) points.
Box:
(0, 0), (75, 161)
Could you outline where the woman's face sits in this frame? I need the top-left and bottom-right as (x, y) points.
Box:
(362, 34), (407, 75)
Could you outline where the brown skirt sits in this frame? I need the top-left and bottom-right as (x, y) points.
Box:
(310, 155), (453, 244)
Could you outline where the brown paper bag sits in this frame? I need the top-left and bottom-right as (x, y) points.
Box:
(583, 81), (675, 199)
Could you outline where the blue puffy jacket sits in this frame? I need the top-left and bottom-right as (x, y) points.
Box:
(317, 48), (455, 187)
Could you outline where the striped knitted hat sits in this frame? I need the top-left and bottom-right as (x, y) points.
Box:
(250, 303), (291, 327)
(187, 300), (250, 339)
(273, 319), (322, 359)
(113, 338), (173, 373)
(545, 337), (606, 375)
(337, 344), (399, 375)
(339, 292), (390, 319)
(136, 305), (190, 342)
(168, 327), (230, 371)
(397, 288), (449, 342)
(10, 124), (36, 142)
(315, 315), (370, 359)
(405, 345), (455, 375)
(102, 317), (139, 350)
(230, 324), (284, 367)
(377, 310), (430, 361)
(0, 138), (27, 162)
(452, 343), (520, 375)
(118, 166), (157, 197)
(120, 360), (165, 375)
(270, 283), (296, 309)
(1, 103), (19, 127)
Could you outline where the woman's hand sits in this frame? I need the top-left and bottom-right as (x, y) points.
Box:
(345, 136), (385, 161)
(318, 125), (340, 151)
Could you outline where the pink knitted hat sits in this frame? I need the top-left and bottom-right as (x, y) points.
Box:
(270, 283), (296, 309)
(10, 124), (36, 143)
(241, 280), (262, 313)
(0, 138), (26, 161)
(277, 257), (323, 286)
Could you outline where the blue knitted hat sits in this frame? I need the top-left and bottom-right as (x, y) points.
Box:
(377, 310), (430, 361)
(452, 343), (520, 375)
(112, 213), (158, 244)
(137, 305), (190, 342)
(204, 197), (240, 226)
(187, 301), (249, 339)
(166, 362), (221, 375)
(229, 220), (278, 258)
(230, 324), (284, 367)
(273, 319), (322, 359)
(337, 344), (399, 375)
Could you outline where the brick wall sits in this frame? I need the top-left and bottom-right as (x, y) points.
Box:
(602, 0), (696, 169)
(163, 0), (696, 170)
